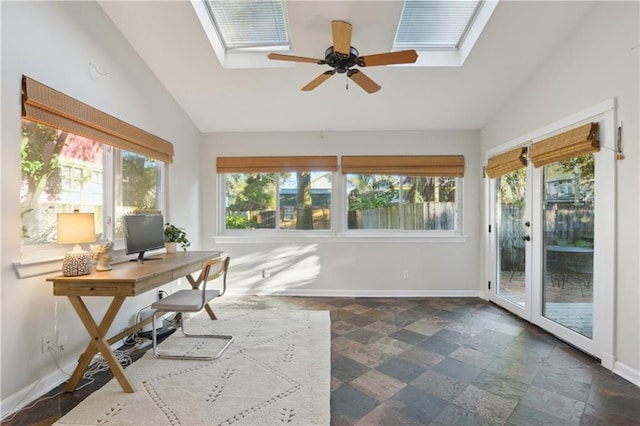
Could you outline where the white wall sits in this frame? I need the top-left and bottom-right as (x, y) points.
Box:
(0, 1), (201, 412)
(481, 2), (640, 380)
(199, 131), (482, 296)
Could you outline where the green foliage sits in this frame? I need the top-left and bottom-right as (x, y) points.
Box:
(556, 154), (595, 204)
(498, 169), (526, 206)
(348, 175), (396, 211)
(405, 176), (456, 203)
(557, 155), (594, 181)
(225, 212), (248, 229)
(20, 122), (65, 205)
(164, 222), (190, 250)
(122, 152), (159, 211)
(228, 173), (276, 212)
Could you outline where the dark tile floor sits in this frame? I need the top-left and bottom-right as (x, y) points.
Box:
(3, 296), (640, 425)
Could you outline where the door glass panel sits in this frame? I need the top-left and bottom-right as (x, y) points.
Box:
(495, 169), (527, 307)
(542, 154), (594, 338)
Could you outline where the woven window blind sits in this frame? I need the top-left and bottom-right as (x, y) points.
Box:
(485, 147), (527, 179)
(529, 122), (599, 168)
(21, 76), (174, 163)
(217, 156), (338, 173)
(341, 156), (465, 177)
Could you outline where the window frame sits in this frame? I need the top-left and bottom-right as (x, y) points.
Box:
(218, 170), (336, 236)
(215, 155), (467, 243)
(342, 173), (464, 236)
(18, 130), (167, 262)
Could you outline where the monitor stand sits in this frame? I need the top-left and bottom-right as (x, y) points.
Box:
(130, 251), (161, 263)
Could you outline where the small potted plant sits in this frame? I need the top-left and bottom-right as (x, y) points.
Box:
(164, 222), (191, 253)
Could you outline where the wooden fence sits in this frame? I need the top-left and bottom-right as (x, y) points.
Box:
(350, 202), (456, 230)
(499, 204), (594, 270)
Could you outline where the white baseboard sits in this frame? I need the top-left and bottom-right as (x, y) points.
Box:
(614, 360), (640, 386)
(227, 289), (484, 298)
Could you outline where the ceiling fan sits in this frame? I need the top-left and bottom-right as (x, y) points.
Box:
(267, 20), (418, 94)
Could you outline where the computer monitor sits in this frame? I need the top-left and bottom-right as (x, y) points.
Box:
(123, 214), (165, 262)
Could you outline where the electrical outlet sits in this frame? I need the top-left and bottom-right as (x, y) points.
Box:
(42, 333), (54, 353)
(262, 269), (271, 278)
(402, 270), (409, 280)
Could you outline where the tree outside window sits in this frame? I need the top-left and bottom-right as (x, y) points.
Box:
(224, 171), (331, 230)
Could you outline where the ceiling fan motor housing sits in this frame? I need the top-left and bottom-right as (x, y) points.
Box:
(324, 46), (359, 73)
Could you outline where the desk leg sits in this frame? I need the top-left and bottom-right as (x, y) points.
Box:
(65, 296), (135, 393)
(186, 274), (217, 320)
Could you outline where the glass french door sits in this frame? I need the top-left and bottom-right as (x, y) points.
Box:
(540, 156), (594, 339)
(491, 156), (596, 351)
(488, 104), (615, 365)
(494, 168), (530, 317)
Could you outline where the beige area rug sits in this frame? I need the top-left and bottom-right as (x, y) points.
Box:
(56, 309), (330, 425)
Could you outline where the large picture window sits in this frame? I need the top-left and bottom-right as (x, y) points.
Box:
(224, 171), (332, 230)
(218, 156), (337, 232)
(20, 76), (172, 255)
(343, 155), (464, 233)
(20, 120), (164, 247)
(346, 174), (458, 230)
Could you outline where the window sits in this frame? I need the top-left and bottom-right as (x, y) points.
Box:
(202, 0), (289, 51)
(20, 76), (173, 256)
(346, 174), (458, 231)
(20, 120), (164, 248)
(394, 0), (483, 50)
(218, 155), (464, 236)
(218, 156), (336, 232)
(343, 156), (464, 233)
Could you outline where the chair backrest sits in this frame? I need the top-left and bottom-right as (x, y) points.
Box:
(200, 255), (230, 294)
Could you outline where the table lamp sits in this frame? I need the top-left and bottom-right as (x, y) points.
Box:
(57, 212), (95, 276)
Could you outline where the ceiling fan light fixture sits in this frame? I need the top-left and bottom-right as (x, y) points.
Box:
(324, 46), (359, 73)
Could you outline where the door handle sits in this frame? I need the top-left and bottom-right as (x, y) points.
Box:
(522, 235), (531, 241)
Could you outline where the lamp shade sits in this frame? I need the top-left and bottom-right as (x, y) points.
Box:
(57, 213), (95, 245)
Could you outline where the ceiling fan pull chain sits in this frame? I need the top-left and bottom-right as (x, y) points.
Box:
(346, 74), (349, 90)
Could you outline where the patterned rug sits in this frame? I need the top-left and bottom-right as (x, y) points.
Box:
(55, 309), (330, 425)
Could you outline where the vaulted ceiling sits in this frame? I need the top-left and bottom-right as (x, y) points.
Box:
(98, 1), (596, 133)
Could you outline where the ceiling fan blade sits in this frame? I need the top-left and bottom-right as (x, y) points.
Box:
(358, 50), (418, 67)
(301, 71), (335, 91)
(332, 20), (352, 56)
(347, 69), (381, 94)
(267, 53), (325, 64)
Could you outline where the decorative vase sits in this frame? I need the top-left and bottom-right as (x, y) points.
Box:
(165, 242), (177, 254)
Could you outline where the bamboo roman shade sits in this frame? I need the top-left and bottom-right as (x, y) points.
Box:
(341, 156), (465, 177)
(529, 122), (599, 168)
(485, 147), (527, 179)
(217, 156), (338, 173)
(21, 76), (174, 163)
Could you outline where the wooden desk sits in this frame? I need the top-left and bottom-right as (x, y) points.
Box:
(46, 250), (224, 393)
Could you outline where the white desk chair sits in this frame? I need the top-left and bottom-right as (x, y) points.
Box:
(151, 255), (233, 360)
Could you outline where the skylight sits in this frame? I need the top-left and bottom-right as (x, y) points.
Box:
(394, 0), (483, 50)
(192, 0), (497, 69)
(203, 0), (290, 51)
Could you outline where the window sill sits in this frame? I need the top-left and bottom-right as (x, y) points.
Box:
(12, 248), (164, 279)
(213, 233), (467, 244)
